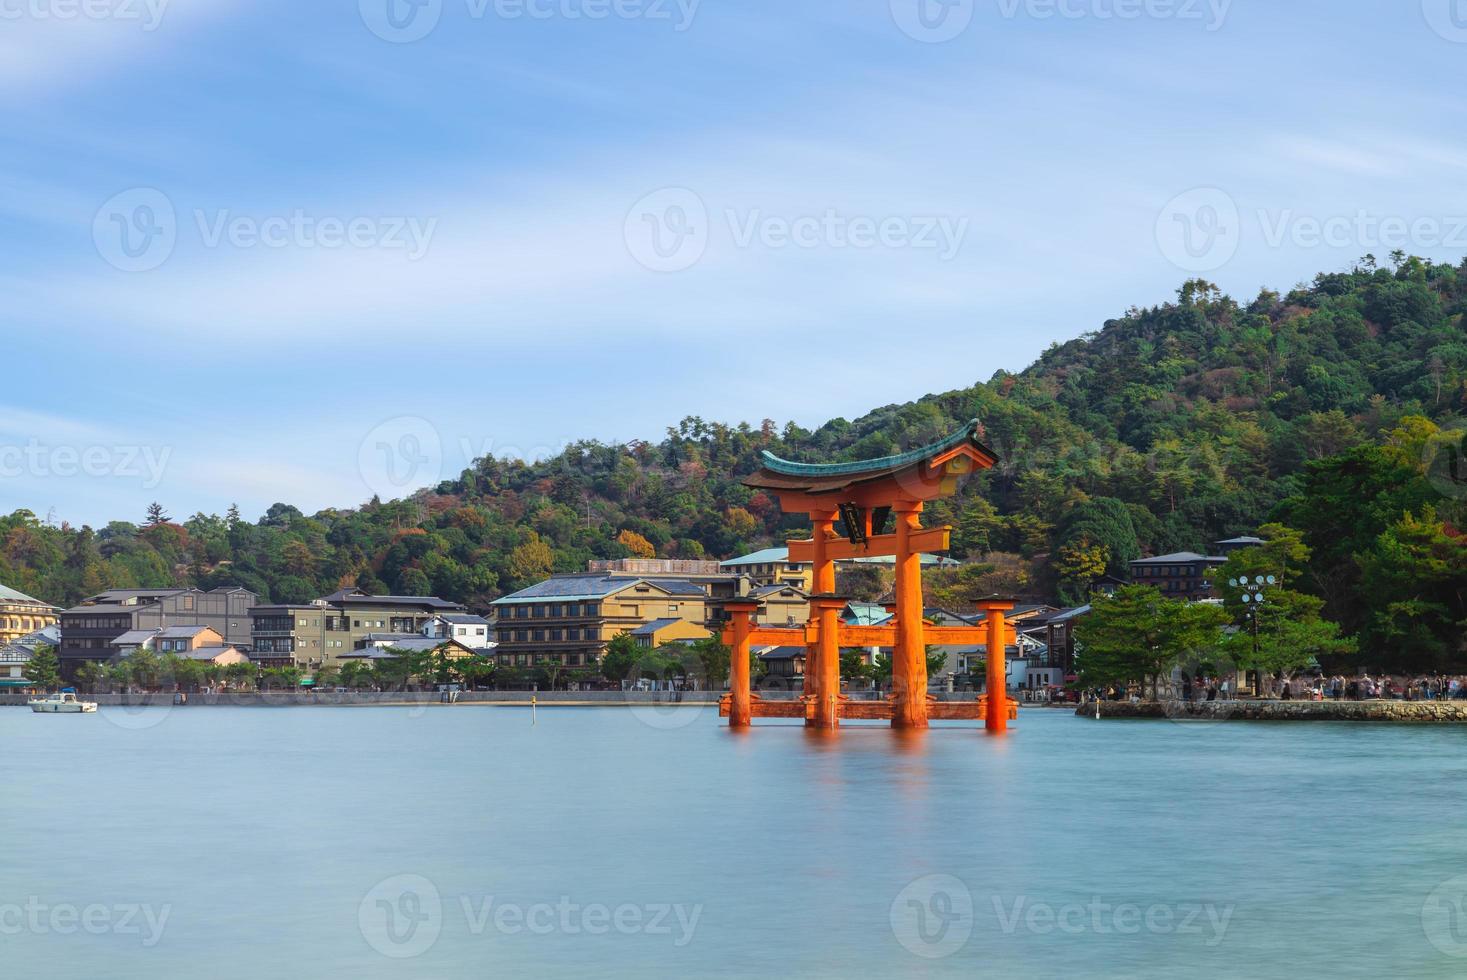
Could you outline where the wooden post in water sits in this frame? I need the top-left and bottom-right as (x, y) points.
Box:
(891, 501), (928, 729)
(808, 595), (846, 729)
(803, 511), (837, 701)
(978, 597), (1014, 735)
(723, 599), (760, 728)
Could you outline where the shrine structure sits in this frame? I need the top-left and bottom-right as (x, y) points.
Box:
(718, 420), (1020, 733)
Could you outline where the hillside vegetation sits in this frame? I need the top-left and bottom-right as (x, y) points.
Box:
(4, 254), (1464, 666)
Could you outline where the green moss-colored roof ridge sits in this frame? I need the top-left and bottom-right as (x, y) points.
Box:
(756, 419), (988, 478)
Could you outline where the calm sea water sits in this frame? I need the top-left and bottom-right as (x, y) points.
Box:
(5, 704), (1467, 978)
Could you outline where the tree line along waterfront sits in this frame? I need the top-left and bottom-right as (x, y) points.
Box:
(1, 256), (1463, 685)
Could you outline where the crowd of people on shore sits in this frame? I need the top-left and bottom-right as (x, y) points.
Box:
(1093, 672), (1467, 703)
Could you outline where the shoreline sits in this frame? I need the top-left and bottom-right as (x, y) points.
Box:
(1, 691), (1073, 710)
(1077, 699), (1467, 723)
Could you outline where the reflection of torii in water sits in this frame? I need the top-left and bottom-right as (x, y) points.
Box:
(718, 420), (1021, 734)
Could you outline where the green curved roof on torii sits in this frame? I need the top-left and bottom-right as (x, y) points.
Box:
(745, 419), (998, 494)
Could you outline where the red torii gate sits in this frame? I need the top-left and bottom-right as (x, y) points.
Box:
(718, 420), (1020, 733)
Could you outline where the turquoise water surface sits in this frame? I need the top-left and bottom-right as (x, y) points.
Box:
(5, 704), (1466, 978)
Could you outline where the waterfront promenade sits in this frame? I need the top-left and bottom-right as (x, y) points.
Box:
(1081, 699), (1467, 723)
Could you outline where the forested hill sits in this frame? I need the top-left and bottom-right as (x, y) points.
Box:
(4, 256), (1465, 619)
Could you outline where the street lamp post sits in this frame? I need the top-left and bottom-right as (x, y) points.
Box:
(1231, 574), (1277, 695)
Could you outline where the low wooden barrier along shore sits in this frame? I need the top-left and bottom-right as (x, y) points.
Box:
(1078, 699), (1467, 723)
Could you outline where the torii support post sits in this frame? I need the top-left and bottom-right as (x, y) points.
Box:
(891, 501), (928, 729)
(978, 597), (1015, 735)
(723, 599), (761, 728)
(803, 510), (837, 699)
(808, 595), (846, 729)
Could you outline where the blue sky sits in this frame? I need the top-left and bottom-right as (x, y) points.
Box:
(3, 0), (1466, 527)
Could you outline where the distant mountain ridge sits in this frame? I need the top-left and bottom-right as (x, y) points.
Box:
(2, 256), (1463, 613)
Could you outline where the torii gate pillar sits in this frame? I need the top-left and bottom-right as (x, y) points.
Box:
(977, 597), (1015, 735)
(891, 501), (928, 729)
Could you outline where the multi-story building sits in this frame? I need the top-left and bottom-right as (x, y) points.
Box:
(58, 587), (256, 669)
(248, 589), (467, 670)
(630, 619), (712, 648)
(0, 584), (59, 645)
(0, 624), (59, 692)
(589, 558), (749, 601)
(490, 574), (711, 669)
(423, 614), (495, 651)
(717, 548), (813, 591)
(1128, 553), (1229, 600)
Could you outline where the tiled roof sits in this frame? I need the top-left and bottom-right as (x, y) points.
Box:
(1129, 552), (1224, 564)
(157, 625), (211, 639)
(492, 575), (706, 604)
(0, 583), (51, 605)
(720, 548), (790, 567)
(631, 618), (684, 635)
(747, 420), (996, 491)
(843, 601), (892, 626)
(750, 584), (805, 598)
(439, 614), (490, 626)
(112, 629), (162, 646)
(756, 646), (806, 661)
(177, 646), (242, 661)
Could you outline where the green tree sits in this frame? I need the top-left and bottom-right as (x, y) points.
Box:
(1358, 508), (1467, 670)
(26, 645), (60, 691)
(690, 635), (731, 691)
(600, 633), (640, 686)
(840, 650), (873, 685)
(74, 659), (108, 694)
(1075, 586), (1229, 697)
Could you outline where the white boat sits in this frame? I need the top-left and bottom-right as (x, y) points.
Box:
(28, 690), (97, 713)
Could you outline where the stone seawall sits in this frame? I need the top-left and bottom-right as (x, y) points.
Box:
(1, 690), (1012, 708)
(1077, 699), (1467, 723)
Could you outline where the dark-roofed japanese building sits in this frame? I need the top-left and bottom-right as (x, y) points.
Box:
(490, 574), (713, 669)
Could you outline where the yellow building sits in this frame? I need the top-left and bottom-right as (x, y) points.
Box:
(631, 618), (713, 648)
(492, 574), (712, 668)
(0, 584), (59, 645)
(718, 548), (813, 591)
